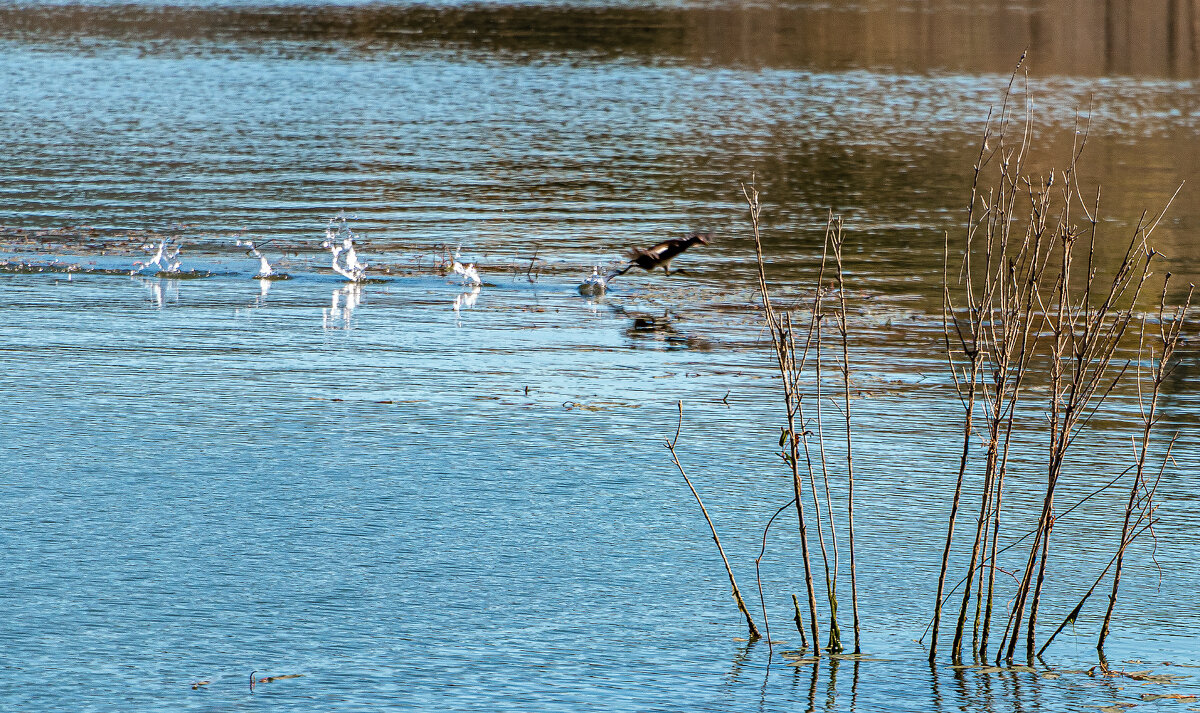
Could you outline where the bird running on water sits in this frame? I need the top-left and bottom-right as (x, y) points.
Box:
(617, 232), (710, 277)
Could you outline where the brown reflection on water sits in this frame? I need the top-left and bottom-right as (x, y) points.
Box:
(5, 1), (1200, 77)
(682, 0), (1200, 77)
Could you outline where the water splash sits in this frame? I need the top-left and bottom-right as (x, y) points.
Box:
(132, 238), (183, 275)
(578, 266), (608, 296)
(236, 238), (284, 279)
(322, 214), (368, 282)
(449, 245), (482, 286)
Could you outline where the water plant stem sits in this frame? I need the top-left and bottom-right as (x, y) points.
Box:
(666, 401), (761, 640)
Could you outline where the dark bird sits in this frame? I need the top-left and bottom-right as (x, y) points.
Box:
(617, 232), (710, 277)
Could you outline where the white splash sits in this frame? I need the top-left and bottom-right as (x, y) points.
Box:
(322, 214), (368, 282)
(578, 266), (608, 296)
(133, 238), (183, 275)
(449, 245), (482, 286)
(236, 239), (276, 278)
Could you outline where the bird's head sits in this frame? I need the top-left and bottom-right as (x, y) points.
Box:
(689, 232), (712, 245)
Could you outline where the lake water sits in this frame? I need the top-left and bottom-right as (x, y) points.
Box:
(2, 2), (1199, 711)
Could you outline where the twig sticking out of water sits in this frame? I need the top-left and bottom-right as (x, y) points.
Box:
(945, 65), (1053, 665)
(791, 594), (810, 650)
(918, 462), (1136, 642)
(828, 216), (862, 654)
(756, 497), (798, 659)
(1002, 175), (1166, 668)
(928, 56), (1188, 666)
(1097, 280), (1192, 652)
(932, 57), (1032, 665)
(742, 179), (822, 650)
(666, 401), (761, 641)
(741, 181), (862, 656)
(1038, 516), (1161, 656)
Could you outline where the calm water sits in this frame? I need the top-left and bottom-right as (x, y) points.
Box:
(2, 2), (1199, 711)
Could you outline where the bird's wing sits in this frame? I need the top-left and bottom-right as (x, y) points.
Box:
(630, 238), (684, 262)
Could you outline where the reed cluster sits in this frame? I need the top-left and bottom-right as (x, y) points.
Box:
(927, 63), (1191, 665)
(668, 60), (1189, 669)
(743, 182), (861, 656)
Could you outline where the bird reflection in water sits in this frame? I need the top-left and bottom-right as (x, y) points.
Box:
(453, 285), (481, 326)
(234, 278), (272, 316)
(323, 283), (362, 329)
(611, 305), (710, 350)
(133, 276), (179, 309)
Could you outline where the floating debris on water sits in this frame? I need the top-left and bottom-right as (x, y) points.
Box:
(0, 259), (108, 275)
(256, 673), (305, 683)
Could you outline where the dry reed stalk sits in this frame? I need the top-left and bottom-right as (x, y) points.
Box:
(742, 180), (822, 648)
(927, 67), (1036, 659)
(931, 107), (999, 663)
(1037, 516), (1161, 656)
(936, 56), (1041, 664)
(954, 89), (1055, 663)
(1000, 183), (1171, 664)
(1039, 427), (1174, 657)
(756, 496), (799, 659)
(919, 463), (1137, 642)
(666, 401), (761, 640)
(791, 310), (843, 654)
(1097, 281), (1192, 651)
(791, 594), (810, 648)
(827, 217), (862, 654)
(933, 53), (1186, 664)
(799, 228), (844, 653)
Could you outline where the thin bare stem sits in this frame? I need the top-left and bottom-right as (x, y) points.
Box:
(666, 401), (761, 640)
